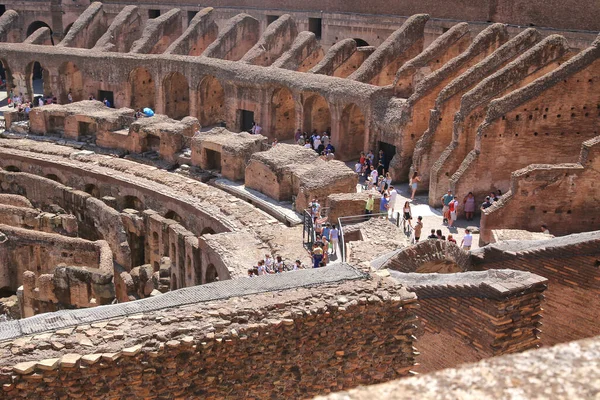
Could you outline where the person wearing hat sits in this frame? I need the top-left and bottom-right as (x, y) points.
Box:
(441, 189), (454, 224)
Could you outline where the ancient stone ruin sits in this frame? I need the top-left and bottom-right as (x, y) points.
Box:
(0, 1), (598, 398)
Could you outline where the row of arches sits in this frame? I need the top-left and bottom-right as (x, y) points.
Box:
(2, 59), (367, 159)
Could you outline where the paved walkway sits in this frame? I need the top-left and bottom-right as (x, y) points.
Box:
(357, 181), (482, 250)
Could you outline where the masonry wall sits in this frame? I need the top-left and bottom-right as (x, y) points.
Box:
(474, 237), (600, 346)
(0, 278), (420, 399)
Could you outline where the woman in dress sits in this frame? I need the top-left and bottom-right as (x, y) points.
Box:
(410, 171), (421, 200)
(463, 192), (476, 221)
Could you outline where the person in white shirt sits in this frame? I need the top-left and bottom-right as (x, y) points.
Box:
(460, 229), (473, 250)
(388, 186), (398, 214)
(313, 135), (321, 150)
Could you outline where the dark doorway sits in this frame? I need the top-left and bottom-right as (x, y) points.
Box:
(204, 149), (222, 170)
(98, 90), (114, 108)
(267, 15), (280, 25)
(78, 121), (96, 136)
(239, 109), (254, 132)
(354, 38), (369, 47)
(148, 9), (161, 19)
(145, 134), (161, 152)
(0, 6), (5, 17)
(187, 11), (196, 25)
(378, 141), (396, 173)
(308, 18), (322, 39)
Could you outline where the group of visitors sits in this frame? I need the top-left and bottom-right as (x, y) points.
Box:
(248, 254), (306, 277)
(296, 128), (336, 159)
(425, 228), (473, 250)
(354, 150), (390, 189)
(440, 189), (504, 226)
(311, 222), (339, 268)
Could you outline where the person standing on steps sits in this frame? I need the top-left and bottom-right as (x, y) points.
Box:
(329, 225), (339, 255)
(414, 216), (423, 243)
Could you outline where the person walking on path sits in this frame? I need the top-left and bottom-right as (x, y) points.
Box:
(312, 244), (324, 268)
(329, 225), (339, 255)
(414, 216), (423, 243)
(460, 229), (473, 250)
(380, 193), (390, 217)
(365, 193), (374, 216)
(402, 201), (413, 231)
(441, 190), (454, 224)
(410, 171), (421, 200)
(448, 196), (459, 228)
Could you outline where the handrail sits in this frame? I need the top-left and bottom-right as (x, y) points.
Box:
(338, 212), (389, 262)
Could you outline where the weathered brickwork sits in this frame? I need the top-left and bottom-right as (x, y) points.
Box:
(0, 278), (420, 399)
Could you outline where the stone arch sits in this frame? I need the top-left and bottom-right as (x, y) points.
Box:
(25, 61), (51, 101)
(0, 59), (14, 93)
(339, 103), (366, 160)
(205, 263), (218, 283)
(58, 62), (84, 104)
(353, 38), (369, 47)
(26, 21), (53, 44)
(44, 174), (61, 183)
(64, 23), (74, 37)
(271, 87), (296, 140)
(129, 67), (155, 111)
(164, 210), (182, 223)
(303, 93), (331, 135)
(200, 227), (216, 235)
(152, 231), (159, 254)
(3, 166), (20, 172)
(197, 75), (225, 127)
(123, 195), (143, 211)
(84, 184), (99, 197)
(163, 72), (189, 120)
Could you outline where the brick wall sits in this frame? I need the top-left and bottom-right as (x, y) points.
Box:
(0, 278), (420, 398)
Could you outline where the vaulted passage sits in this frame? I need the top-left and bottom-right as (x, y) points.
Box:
(163, 72), (189, 120)
(271, 87), (296, 140)
(25, 61), (51, 101)
(197, 75), (224, 127)
(339, 103), (366, 161)
(129, 67), (155, 111)
(26, 21), (53, 44)
(58, 62), (83, 103)
(303, 93), (331, 135)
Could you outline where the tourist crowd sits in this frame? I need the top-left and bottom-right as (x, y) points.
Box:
(247, 254), (307, 277)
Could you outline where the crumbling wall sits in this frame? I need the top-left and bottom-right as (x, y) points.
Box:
(57, 2), (108, 49)
(164, 7), (217, 56)
(479, 136), (600, 243)
(451, 38), (600, 204)
(202, 14), (259, 61)
(93, 6), (143, 53)
(240, 14), (297, 67)
(0, 277), (420, 399)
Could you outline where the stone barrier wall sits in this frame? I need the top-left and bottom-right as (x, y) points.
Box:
(0, 277), (420, 398)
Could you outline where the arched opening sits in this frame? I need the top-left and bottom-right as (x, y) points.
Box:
(3, 166), (20, 172)
(25, 61), (51, 103)
(58, 62), (83, 104)
(353, 38), (370, 47)
(340, 103), (366, 161)
(197, 75), (224, 127)
(205, 264), (218, 283)
(200, 227), (216, 235)
(129, 67), (155, 111)
(84, 184), (99, 197)
(271, 87), (296, 140)
(303, 93), (331, 135)
(0, 59), (14, 102)
(163, 72), (189, 120)
(164, 210), (182, 223)
(26, 21), (54, 44)
(123, 195), (143, 211)
(0, 286), (16, 298)
(44, 174), (62, 183)
(64, 23), (74, 37)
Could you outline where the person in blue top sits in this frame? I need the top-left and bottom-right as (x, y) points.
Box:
(380, 193), (390, 218)
(441, 189), (453, 224)
(103, 98), (111, 108)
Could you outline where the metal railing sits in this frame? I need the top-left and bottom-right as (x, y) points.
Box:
(302, 207), (330, 248)
(338, 212), (390, 262)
